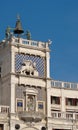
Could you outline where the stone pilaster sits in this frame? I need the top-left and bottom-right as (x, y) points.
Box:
(46, 52), (50, 78)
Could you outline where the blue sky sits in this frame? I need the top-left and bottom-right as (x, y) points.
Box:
(0, 0), (78, 82)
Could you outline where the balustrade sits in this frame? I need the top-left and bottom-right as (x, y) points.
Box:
(51, 111), (78, 120)
(0, 105), (9, 113)
(0, 105), (9, 119)
(12, 37), (48, 49)
(51, 80), (78, 89)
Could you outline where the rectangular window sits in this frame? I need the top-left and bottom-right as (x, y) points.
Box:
(17, 102), (23, 107)
(16, 99), (24, 112)
(0, 124), (3, 130)
(51, 96), (60, 104)
(66, 98), (77, 106)
(38, 103), (43, 109)
(0, 67), (1, 78)
(76, 99), (78, 106)
(37, 101), (45, 114)
(0, 67), (1, 73)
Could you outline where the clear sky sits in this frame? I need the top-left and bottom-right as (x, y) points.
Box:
(0, 0), (78, 83)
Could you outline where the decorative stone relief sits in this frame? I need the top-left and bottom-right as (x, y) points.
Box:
(15, 53), (45, 77)
(20, 60), (38, 76)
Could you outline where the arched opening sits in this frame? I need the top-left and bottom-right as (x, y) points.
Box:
(21, 127), (39, 130)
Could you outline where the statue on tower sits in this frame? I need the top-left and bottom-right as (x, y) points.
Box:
(5, 26), (11, 38)
(26, 30), (31, 40)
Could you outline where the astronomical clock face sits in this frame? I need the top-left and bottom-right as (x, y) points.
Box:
(15, 53), (45, 77)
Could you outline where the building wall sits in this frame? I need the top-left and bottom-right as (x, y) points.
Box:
(0, 36), (78, 130)
(49, 86), (78, 112)
(0, 44), (11, 106)
(8, 37), (50, 130)
(47, 80), (78, 130)
(0, 44), (11, 77)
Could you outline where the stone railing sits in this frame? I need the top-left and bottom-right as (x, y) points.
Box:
(51, 111), (78, 120)
(11, 37), (50, 49)
(0, 105), (9, 119)
(51, 80), (78, 89)
(0, 105), (9, 113)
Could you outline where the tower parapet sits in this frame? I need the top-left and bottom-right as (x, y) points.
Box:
(10, 36), (51, 50)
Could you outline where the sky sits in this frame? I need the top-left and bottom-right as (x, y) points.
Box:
(0, 0), (78, 83)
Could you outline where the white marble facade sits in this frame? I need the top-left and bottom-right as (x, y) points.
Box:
(0, 34), (78, 130)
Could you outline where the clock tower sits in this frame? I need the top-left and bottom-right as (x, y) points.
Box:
(0, 17), (51, 130)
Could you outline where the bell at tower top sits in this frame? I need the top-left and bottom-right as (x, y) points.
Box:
(1, 16), (52, 51)
(14, 15), (24, 35)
